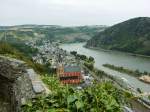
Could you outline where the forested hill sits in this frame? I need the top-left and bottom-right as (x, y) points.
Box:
(86, 17), (150, 56)
(0, 25), (106, 43)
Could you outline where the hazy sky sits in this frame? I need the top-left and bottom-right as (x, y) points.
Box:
(0, 0), (150, 26)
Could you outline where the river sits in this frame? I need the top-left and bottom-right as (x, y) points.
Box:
(60, 42), (150, 92)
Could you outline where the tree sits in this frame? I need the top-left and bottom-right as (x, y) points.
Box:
(79, 54), (87, 60)
(84, 62), (94, 70)
(135, 69), (140, 76)
(137, 88), (142, 93)
(148, 95), (150, 100)
(143, 71), (148, 75)
(89, 56), (94, 62)
(70, 51), (77, 56)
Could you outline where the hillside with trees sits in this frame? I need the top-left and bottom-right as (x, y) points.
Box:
(86, 17), (150, 56)
(0, 25), (106, 43)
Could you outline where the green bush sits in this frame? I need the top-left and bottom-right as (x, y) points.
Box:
(22, 75), (126, 112)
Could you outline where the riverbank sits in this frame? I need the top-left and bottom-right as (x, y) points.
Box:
(103, 64), (144, 77)
(103, 64), (150, 84)
(60, 42), (150, 92)
(139, 75), (150, 84)
(131, 99), (150, 112)
(82, 58), (150, 111)
(85, 46), (150, 59)
(60, 43), (150, 111)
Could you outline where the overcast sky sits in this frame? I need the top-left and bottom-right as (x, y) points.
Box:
(0, 0), (150, 26)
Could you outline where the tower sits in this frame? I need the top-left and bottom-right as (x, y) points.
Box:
(57, 63), (64, 77)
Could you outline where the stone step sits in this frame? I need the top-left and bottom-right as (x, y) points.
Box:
(32, 81), (45, 94)
(26, 69), (45, 94)
(26, 69), (37, 81)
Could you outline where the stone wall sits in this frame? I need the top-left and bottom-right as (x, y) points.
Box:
(0, 76), (12, 112)
(0, 56), (45, 112)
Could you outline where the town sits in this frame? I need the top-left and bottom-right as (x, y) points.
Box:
(25, 39), (150, 112)
(26, 40), (94, 89)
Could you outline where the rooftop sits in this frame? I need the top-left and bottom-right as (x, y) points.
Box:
(64, 66), (81, 72)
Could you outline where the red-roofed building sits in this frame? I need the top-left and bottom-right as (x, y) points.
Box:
(57, 64), (82, 84)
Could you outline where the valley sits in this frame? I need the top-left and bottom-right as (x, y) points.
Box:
(1, 0), (150, 111)
(0, 17), (150, 112)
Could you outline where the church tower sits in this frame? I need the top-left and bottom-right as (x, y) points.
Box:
(57, 63), (64, 77)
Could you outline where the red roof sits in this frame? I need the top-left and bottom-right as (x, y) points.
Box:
(61, 79), (81, 84)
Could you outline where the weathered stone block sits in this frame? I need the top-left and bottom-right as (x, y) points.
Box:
(0, 56), (45, 112)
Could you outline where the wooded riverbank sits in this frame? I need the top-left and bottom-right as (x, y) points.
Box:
(103, 64), (150, 84)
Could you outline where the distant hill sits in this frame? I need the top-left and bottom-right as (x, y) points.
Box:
(86, 17), (150, 56)
(0, 25), (106, 43)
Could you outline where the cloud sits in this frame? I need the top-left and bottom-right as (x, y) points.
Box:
(0, 0), (150, 26)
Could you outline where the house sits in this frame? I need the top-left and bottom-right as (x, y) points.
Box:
(57, 64), (82, 84)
